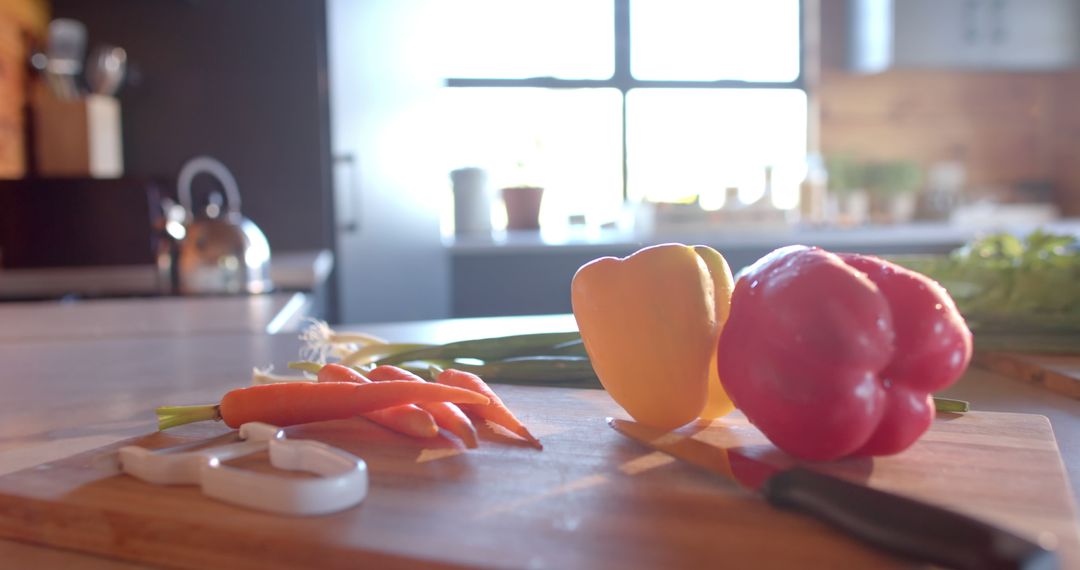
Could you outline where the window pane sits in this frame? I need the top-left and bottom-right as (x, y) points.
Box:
(631, 0), (800, 81)
(431, 88), (623, 230)
(431, 0), (613, 79)
(626, 89), (807, 208)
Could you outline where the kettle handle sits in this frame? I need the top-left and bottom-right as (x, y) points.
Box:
(177, 156), (242, 218)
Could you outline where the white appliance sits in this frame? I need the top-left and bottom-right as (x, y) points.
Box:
(327, 0), (450, 323)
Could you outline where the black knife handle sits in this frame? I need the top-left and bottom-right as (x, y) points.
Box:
(763, 467), (1058, 570)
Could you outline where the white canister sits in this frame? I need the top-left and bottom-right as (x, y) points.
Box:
(451, 167), (492, 235)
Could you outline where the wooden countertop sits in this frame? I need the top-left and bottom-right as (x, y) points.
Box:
(0, 292), (309, 342)
(0, 313), (1077, 568)
(0, 249), (333, 299)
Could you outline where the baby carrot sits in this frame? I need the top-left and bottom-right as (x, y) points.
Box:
(317, 364), (439, 438)
(435, 368), (542, 449)
(156, 380), (489, 430)
(368, 365), (479, 449)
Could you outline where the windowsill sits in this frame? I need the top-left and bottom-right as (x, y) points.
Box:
(446, 218), (1080, 256)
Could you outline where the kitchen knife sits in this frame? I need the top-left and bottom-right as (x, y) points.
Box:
(607, 417), (1058, 570)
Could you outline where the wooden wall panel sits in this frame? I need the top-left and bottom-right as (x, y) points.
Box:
(0, 16), (27, 178)
(817, 0), (1080, 216)
(819, 68), (1064, 198)
(1050, 72), (1080, 215)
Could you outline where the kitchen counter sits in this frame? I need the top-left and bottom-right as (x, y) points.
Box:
(0, 314), (1076, 568)
(448, 220), (1080, 317)
(0, 249), (333, 300)
(447, 218), (1080, 255)
(0, 292), (310, 342)
(270, 249), (335, 292)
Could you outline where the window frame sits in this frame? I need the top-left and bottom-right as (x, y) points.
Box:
(444, 0), (807, 200)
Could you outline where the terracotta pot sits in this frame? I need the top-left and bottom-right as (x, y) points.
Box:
(502, 186), (544, 230)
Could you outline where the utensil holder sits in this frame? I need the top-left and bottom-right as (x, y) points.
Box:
(31, 83), (123, 178)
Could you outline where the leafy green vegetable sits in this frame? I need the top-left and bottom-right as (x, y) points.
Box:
(895, 229), (1080, 318)
(892, 229), (1080, 352)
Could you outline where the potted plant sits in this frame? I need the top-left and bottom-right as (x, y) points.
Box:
(825, 153), (870, 226)
(866, 161), (922, 224)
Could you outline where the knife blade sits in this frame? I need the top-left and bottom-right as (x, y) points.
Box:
(607, 417), (1057, 570)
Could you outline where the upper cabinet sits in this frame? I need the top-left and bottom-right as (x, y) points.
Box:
(849, 0), (1080, 72)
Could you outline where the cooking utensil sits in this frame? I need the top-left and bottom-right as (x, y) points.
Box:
(45, 18), (87, 99)
(119, 422), (368, 516)
(86, 45), (127, 96)
(607, 417), (1057, 570)
(171, 156), (273, 295)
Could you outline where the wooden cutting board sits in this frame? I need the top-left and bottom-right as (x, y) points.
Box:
(0, 386), (1077, 570)
(975, 351), (1080, 399)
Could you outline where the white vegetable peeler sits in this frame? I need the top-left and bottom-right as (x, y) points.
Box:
(118, 422), (368, 516)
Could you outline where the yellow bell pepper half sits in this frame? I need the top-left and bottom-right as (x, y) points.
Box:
(695, 245), (737, 421)
(571, 243), (735, 429)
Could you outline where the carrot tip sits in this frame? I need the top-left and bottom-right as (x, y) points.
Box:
(513, 425), (543, 449)
(458, 429), (480, 450)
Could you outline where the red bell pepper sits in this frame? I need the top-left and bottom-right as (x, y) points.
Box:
(716, 246), (972, 461)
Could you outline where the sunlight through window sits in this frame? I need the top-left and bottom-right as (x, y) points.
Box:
(433, 0), (807, 231)
(627, 89), (807, 208)
(432, 88), (623, 229)
(631, 0), (801, 81)
(431, 0), (613, 79)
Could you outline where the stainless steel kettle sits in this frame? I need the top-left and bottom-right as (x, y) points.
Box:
(170, 156), (272, 295)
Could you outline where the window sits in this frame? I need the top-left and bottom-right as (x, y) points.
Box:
(434, 0), (805, 229)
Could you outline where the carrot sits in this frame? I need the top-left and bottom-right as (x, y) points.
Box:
(156, 380), (489, 430)
(368, 365), (479, 449)
(435, 368), (542, 449)
(317, 364), (439, 438)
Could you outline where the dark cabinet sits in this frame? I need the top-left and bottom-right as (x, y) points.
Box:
(49, 0), (334, 254)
